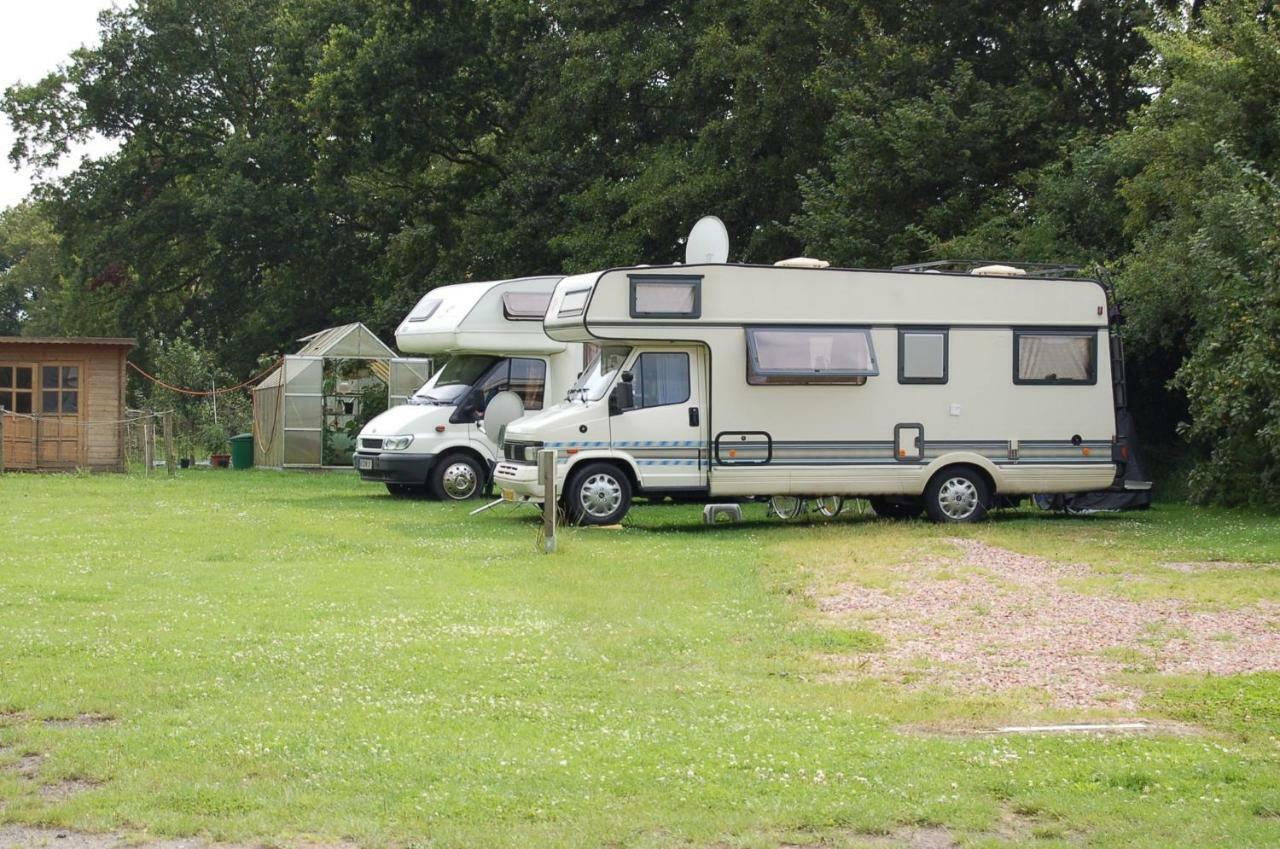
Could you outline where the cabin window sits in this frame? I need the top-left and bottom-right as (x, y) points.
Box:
(629, 275), (701, 319)
(1014, 331), (1096, 384)
(406, 297), (442, 322)
(631, 352), (690, 408)
(0, 364), (36, 414)
(475, 357), (547, 412)
(557, 288), (590, 318)
(502, 292), (552, 321)
(41, 365), (80, 414)
(745, 327), (878, 385)
(898, 329), (948, 384)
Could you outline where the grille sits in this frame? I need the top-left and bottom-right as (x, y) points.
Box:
(361, 438), (383, 450)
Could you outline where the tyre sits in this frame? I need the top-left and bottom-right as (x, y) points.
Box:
(868, 496), (924, 520)
(923, 467), (990, 523)
(428, 453), (485, 501)
(385, 483), (426, 498)
(563, 462), (632, 525)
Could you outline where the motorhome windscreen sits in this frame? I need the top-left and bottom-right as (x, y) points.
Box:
(406, 297), (442, 322)
(502, 292), (553, 321)
(415, 354), (500, 404)
(746, 327), (878, 385)
(569, 346), (631, 401)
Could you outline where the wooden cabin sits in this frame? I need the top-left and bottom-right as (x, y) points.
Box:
(0, 337), (135, 471)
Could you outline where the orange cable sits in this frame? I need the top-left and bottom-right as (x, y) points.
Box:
(126, 357), (282, 397)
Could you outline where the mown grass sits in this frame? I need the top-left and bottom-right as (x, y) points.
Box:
(0, 472), (1278, 848)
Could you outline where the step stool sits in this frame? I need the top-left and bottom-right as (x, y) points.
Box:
(702, 503), (743, 524)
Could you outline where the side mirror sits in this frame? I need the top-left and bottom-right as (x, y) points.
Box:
(620, 370), (634, 384)
(609, 382), (634, 415)
(450, 388), (483, 424)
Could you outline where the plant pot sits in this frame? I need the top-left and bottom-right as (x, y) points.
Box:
(210, 454), (231, 468)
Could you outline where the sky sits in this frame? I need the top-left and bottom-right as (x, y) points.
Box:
(0, 0), (119, 210)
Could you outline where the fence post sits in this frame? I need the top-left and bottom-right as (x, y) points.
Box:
(538, 448), (557, 554)
(163, 412), (176, 477)
(0, 406), (6, 475)
(143, 418), (154, 475)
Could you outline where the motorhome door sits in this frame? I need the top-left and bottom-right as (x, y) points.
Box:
(608, 347), (708, 492)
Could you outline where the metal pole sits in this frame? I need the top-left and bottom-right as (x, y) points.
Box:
(164, 412), (176, 477)
(538, 448), (557, 554)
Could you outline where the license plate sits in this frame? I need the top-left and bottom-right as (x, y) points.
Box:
(502, 488), (516, 502)
(355, 457), (373, 470)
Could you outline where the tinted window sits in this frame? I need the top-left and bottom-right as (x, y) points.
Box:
(631, 277), (700, 318)
(1016, 332), (1094, 384)
(502, 292), (552, 321)
(508, 358), (547, 410)
(746, 327), (878, 385)
(633, 352), (690, 407)
(899, 330), (947, 384)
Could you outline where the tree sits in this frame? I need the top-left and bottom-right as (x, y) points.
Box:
(0, 202), (66, 335)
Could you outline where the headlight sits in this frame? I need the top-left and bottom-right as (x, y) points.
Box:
(383, 435), (414, 450)
(523, 443), (544, 462)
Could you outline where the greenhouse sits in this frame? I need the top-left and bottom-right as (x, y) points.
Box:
(252, 323), (432, 468)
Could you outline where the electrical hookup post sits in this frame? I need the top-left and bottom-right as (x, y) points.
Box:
(538, 448), (557, 554)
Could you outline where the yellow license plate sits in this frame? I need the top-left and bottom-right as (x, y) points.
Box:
(502, 489), (517, 502)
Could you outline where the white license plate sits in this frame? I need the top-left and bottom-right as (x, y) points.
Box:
(355, 457), (374, 470)
(502, 488), (516, 502)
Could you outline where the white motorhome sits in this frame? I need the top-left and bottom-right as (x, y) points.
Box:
(493, 260), (1148, 524)
(354, 276), (583, 499)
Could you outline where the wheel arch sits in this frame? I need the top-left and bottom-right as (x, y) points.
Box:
(921, 453), (999, 498)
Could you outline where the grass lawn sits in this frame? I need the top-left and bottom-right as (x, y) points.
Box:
(1, 471), (1279, 848)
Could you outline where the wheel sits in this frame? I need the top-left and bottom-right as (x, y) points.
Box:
(385, 483), (426, 498)
(428, 453), (484, 501)
(767, 495), (805, 520)
(813, 496), (844, 518)
(924, 467), (990, 523)
(564, 463), (632, 525)
(868, 496), (924, 520)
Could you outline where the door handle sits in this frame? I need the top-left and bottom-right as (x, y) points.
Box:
(688, 407), (700, 427)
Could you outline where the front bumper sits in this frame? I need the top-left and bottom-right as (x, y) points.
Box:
(493, 461), (545, 499)
(353, 451), (436, 485)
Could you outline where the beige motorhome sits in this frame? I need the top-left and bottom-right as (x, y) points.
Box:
(353, 276), (583, 499)
(493, 261), (1147, 524)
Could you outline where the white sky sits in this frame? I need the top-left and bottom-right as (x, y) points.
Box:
(0, 0), (120, 209)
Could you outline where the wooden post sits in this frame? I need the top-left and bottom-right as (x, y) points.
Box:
(143, 418), (154, 475)
(538, 448), (557, 553)
(163, 412), (176, 477)
(0, 406), (6, 475)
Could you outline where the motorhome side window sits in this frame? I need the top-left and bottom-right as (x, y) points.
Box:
(631, 352), (690, 407)
(1014, 331), (1096, 385)
(557, 288), (590, 318)
(898, 329), (948, 384)
(406, 297), (441, 322)
(502, 292), (552, 321)
(630, 276), (701, 318)
(746, 327), (878, 385)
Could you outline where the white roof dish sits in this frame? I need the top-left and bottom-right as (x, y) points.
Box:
(971, 264), (1026, 277)
(394, 275), (567, 355)
(774, 257), (831, 269)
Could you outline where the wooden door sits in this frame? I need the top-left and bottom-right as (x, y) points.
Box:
(36, 364), (84, 468)
(0, 363), (37, 469)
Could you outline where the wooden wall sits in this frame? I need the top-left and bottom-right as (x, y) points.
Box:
(0, 342), (129, 471)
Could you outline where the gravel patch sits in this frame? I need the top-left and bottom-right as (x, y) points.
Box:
(820, 538), (1280, 710)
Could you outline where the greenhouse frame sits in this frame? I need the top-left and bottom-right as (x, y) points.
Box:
(252, 323), (432, 468)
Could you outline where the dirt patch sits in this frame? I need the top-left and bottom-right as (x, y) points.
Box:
(1159, 561), (1261, 573)
(0, 828), (359, 849)
(37, 777), (103, 802)
(8, 753), (46, 779)
(819, 539), (1280, 710)
(43, 714), (115, 728)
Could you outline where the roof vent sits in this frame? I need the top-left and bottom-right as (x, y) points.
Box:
(971, 264), (1025, 277)
(774, 257), (830, 269)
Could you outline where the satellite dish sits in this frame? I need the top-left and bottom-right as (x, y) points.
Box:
(684, 216), (730, 265)
(481, 390), (525, 448)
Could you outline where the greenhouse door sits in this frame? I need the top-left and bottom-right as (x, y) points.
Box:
(282, 355), (324, 467)
(388, 358), (433, 407)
